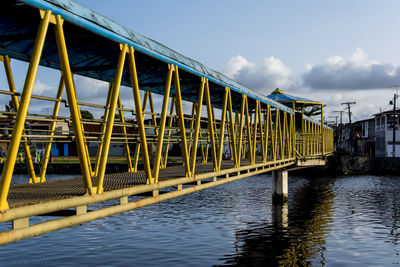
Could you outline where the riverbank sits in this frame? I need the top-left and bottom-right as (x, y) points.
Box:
(293, 154), (400, 176)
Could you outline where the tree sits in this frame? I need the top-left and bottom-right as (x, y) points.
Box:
(5, 100), (16, 113)
(303, 105), (326, 117)
(80, 110), (94, 120)
(101, 113), (120, 120)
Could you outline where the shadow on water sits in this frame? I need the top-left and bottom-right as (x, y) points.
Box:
(221, 177), (335, 266)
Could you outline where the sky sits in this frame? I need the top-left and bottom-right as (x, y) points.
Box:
(3, 0), (400, 123)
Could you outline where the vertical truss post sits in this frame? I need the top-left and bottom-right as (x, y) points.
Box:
(301, 107), (305, 156)
(54, 14), (94, 194)
(173, 67), (191, 177)
(244, 96), (253, 164)
(71, 74), (93, 176)
(200, 130), (208, 163)
(40, 74), (65, 182)
(236, 95), (247, 168)
(257, 103), (265, 163)
(305, 120), (309, 156)
(315, 124), (318, 154)
(204, 80), (218, 171)
(95, 82), (113, 176)
(147, 92), (165, 168)
(319, 125), (322, 154)
(190, 78), (205, 175)
(187, 102), (196, 157)
(252, 101), (259, 164)
(162, 97), (175, 168)
(278, 111), (284, 159)
(132, 91), (149, 172)
(264, 106), (271, 162)
(307, 121), (311, 156)
(152, 64), (174, 183)
(117, 94), (133, 172)
(2, 55), (38, 183)
(290, 113), (295, 158)
(227, 89), (238, 167)
(282, 112), (287, 159)
(311, 122), (314, 155)
(216, 87), (229, 170)
(96, 44), (128, 194)
(128, 47), (153, 184)
(315, 124), (318, 155)
(273, 110), (279, 161)
(0, 10), (51, 210)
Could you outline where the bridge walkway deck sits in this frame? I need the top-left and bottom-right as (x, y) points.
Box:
(8, 160), (268, 209)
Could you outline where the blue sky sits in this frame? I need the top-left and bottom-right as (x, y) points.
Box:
(74, 0), (400, 122)
(76, 0), (400, 72)
(3, 0), (400, 122)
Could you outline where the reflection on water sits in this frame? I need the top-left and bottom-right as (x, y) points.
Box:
(222, 176), (400, 266)
(0, 174), (399, 266)
(223, 178), (335, 266)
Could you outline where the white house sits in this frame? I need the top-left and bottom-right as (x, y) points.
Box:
(375, 110), (400, 157)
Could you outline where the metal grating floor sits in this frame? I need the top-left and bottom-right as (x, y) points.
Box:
(7, 161), (239, 208)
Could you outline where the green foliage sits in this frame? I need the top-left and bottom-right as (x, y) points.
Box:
(304, 105), (326, 117)
(81, 110), (94, 120)
(5, 100), (15, 113)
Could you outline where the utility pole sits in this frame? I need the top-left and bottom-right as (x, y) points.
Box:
(388, 85), (398, 157)
(341, 102), (356, 124)
(390, 93), (397, 157)
(329, 115), (338, 125)
(341, 102), (356, 155)
(333, 110), (344, 124)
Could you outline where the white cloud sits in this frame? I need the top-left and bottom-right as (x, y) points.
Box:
(303, 48), (400, 90)
(34, 79), (55, 95)
(224, 55), (292, 93)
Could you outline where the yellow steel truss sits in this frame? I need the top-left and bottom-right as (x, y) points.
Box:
(0, 9), (334, 219)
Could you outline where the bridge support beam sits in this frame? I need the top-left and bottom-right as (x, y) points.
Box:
(272, 170), (288, 202)
(272, 199), (288, 228)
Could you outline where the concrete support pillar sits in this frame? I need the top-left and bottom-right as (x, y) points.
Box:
(272, 200), (288, 228)
(272, 170), (288, 202)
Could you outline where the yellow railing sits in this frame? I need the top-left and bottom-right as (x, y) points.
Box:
(0, 10), (334, 211)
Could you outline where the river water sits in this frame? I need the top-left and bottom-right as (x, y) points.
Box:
(1, 174), (399, 266)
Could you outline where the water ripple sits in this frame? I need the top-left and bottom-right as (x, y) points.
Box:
(0, 174), (399, 266)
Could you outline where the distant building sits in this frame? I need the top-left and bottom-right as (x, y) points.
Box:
(335, 108), (400, 157)
(374, 109), (400, 157)
(352, 118), (375, 157)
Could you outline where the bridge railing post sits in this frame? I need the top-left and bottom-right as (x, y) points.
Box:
(95, 44), (128, 194)
(236, 95), (246, 167)
(0, 10), (52, 210)
(152, 64), (173, 183)
(189, 78), (205, 175)
(128, 46), (153, 184)
(173, 66), (191, 177)
(94, 82), (113, 176)
(39, 74), (65, 182)
(55, 14), (95, 194)
(162, 97), (176, 169)
(204, 80), (218, 171)
(2, 55), (38, 184)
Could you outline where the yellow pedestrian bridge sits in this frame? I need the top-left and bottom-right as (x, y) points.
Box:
(0, 0), (333, 245)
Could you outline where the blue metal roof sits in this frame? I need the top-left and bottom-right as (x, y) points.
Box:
(267, 93), (320, 104)
(0, 0), (294, 114)
(266, 89), (321, 104)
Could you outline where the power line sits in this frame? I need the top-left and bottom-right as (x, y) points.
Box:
(329, 115), (339, 125)
(333, 110), (344, 124)
(341, 102), (356, 124)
